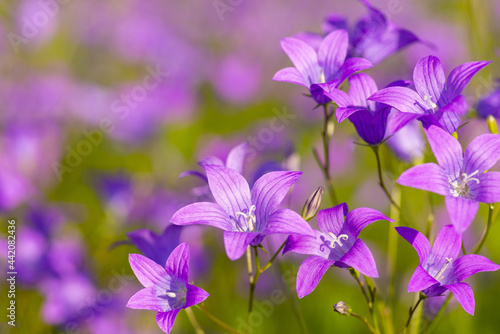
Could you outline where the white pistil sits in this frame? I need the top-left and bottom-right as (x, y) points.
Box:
(319, 70), (326, 84)
(423, 95), (438, 110)
(434, 257), (453, 281)
(327, 232), (349, 248)
(449, 170), (480, 198)
(165, 292), (177, 298)
(235, 205), (257, 232)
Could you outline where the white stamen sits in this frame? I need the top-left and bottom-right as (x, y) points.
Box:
(423, 95), (438, 110)
(327, 232), (349, 248)
(165, 292), (177, 298)
(236, 205), (257, 232)
(319, 70), (326, 84)
(449, 170), (480, 198)
(434, 257), (453, 281)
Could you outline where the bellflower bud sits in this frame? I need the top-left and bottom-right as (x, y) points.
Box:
(333, 301), (351, 316)
(302, 187), (324, 221)
(487, 115), (498, 134)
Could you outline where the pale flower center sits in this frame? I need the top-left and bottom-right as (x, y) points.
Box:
(327, 232), (349, 248)
(433, 257), (453, 281)
(449, 170), (480, 198)
(422, 95), (438, 111)
(235, 205), (257, 232)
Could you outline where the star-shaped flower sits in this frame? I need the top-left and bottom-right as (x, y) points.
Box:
(397, 125), (500, 232)
(283, 203), (392, 298)
(396, 225), (500, 315)
(171, 165), (313, 261)
(368, 55), (490, 134)
(127, 243), (209, 333)
(273, 29), (373, 105)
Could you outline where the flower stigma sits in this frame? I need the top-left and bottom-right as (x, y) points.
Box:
(449, 170), (480, 198)
(236, 205), (257, 232)
(327, 232), (349, 248)
(434, 257), (453, 281)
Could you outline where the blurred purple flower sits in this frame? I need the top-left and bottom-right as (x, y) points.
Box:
(385, 118), (425, 163)
(396, 225), (500, 315)
(397, 125), (500, 232)
(369, 55), (490, 134)
(323, 0), (421, 65)
(171, 165), (313, 261)
(127, 243), (209, 334)
(477, 86), (500, 119)
(127, 225), (182, 266)
(283, 203), (392, 298)
(273, 29), (372, 104)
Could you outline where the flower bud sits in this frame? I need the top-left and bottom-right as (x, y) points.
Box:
(302, 187), (324, 221)
(487, 115), (498, 134)
(327, 121), (335, 137)
(333, 301), (351, 316)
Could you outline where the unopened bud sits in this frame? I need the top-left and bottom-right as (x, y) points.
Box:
(487, 115), (498, 134)
(333, 301), (351, 316)
(327, 121), (335, 137)
(302, 187), (324, 221)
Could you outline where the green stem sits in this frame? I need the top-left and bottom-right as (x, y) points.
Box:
(185, 308), (205, 334)
(351, 312), (378, 334)
(372, 145), (401, 210)
(473, 203), (495, 254)
(404, 294), (426, 333)
(350, 270), (380, 333)
(246, 246), (254, 334)
(313, 104), (338, 205)
(421, 294), (452, 334)
(196, 304), (245, 334)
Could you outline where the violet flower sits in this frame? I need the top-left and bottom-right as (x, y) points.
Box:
(368, 55), (490, 134)
(396, 225), (500, 315)
(324, 73), (409, 145)
(397, 125), (500, 232)
(283, 203), (392, 298)
(171, 165), (313, 261)
(127, 243), (209, 334)
(273, 29), (373, 105)
(477, 86), (500, 119)
(323, 0), (421, 65)
(127, 225), (183, 266)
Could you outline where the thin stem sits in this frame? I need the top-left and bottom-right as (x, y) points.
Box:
(313, 104), (338, 205)
(404, 294), (425, 333)
(421, 294), (452, 334)
(350, 270), (380, 333)
(351, 312), (378, 334)
(372, 145), (401, 211)
(196, 304), (245, 334)
(185, 308), (205, 334)
(473, 203), (495, 254)
(246, 246), (254, 334)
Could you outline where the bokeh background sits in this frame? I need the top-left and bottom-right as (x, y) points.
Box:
(1, 0), (500, 333)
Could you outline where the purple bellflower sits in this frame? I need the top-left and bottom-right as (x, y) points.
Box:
(369, 55), (490, 134)
(127, 243), (209, 334)
(283, 203), (392, 298)
(477, 85), (500, 119)
(323, 73), (410, 145)
(171, 165), (313, 261)
(396, 225), (500, 315)
(273, 29), (373, 105)
(323, 0), (422, 65)
(127, 225), (183, 266)
(397, 125), (500, 233)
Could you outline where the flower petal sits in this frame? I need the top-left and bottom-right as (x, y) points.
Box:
(226, 142), (248, 174)
(199, 156), (224, 168)
(368, 86), (429, 115)
(185, 284), (210, 308)
(473, 172), (500, 203)
(316, 203), (348, 235)
(445, 196), (479, 233)
(445, 61), (490, 100)
(443, 282), (475, 315)
(335, 57), (374, 85)
(127, 288), (164, 311)
(449, 254), (500, 284)
(349, 108), (390, 145)
(262, 208), (314, 236)
(346, 207), (392, 238)
(205, 165), (252, 218)
(283, 231), (326, 258)
(428, 225), (462, 271)
(272, 67), (308, 87)
(324, 87), (351, 108)
(129, 253), (167, 288)
(170, 202), (231, 231)
(251, 171), (301, 231)
(463, 134), (500, 175)
(408, 265), (440, 292)
(337, 107), (366, 123)
(395, 226), (431, 264)
(223, 231), (260, 261)
(348, 73), (378, 110)
(318, 30), (348, 81)
(280, 37), (321, 87)
(413, 56), (446, 107)
(436, 96), (466, 134)
(156, 309), (180, 334)
(424, 125), (463, 178)
(396, 163), (449, 196)
(296, 256), (335, 298)
(338, 239), (378, 277)
(387, 111), (420, 135)
(165, 243), (189, 283)
(178, 170), (208, 182)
